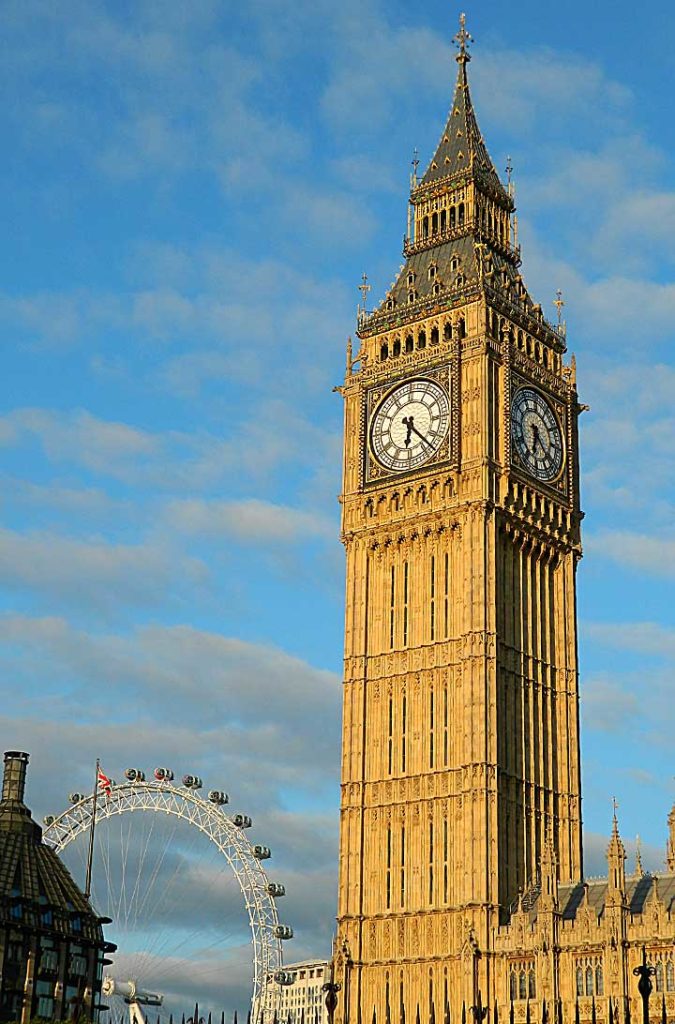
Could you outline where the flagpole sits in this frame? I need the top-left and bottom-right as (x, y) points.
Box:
(84, 757), (100, 902)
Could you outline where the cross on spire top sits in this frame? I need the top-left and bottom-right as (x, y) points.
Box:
(358, 272), (371, 307)
(454, 13), (473, 64)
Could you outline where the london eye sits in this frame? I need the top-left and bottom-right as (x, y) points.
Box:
(43, 767), (293, 1024)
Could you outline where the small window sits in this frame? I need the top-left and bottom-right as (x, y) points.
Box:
(519, 972), (527, 1000)
(408, 291), (416, 304)
(418, 331), (426, 350)
(405, 335), (414, 353)
(528, 970), (536, 999)
(433, 282), (441, 296)
(70, 954), (87, 978)
(431, 327), (439, 345)
(380, 343), (389, 362)
(428, 265), (437, 280)
(576, 968), (584, 997)
(393, 339), (401, 357)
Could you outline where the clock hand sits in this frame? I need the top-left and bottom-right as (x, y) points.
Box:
(403, 415), (434, 450)
(402, 415), (413, 448)
(531, 424), (545, 455)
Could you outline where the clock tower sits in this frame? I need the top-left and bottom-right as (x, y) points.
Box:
(335, 17), (584, 1023)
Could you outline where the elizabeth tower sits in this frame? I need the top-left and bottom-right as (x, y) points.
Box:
(335, 18), (584, 1023)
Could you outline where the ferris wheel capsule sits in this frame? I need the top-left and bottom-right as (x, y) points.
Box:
(68, 793), (85, 804)
(273, 971), (294, 986)
(182, 774), (202, 789)
(125, 768), (145, 782)
(154, 767), (174, 782)
(274, 924), (293, 939)
(267, 882), (285, 897)
(253, 845), (271, 859)
(208, 790), (229, 805)
(233, 813), (252, 828)
(43, 815), (55, 826)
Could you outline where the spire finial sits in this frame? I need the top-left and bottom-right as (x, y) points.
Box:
(635, 834), (644, 877)
(358, 272), (371, 309)
(505, 156), (513, 188)
(554, 289), (565, 326)
(454, 13), (473, 65)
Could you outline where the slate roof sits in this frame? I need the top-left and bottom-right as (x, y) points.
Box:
(420, 56), (506, 198)
(522, 874), (675, 922)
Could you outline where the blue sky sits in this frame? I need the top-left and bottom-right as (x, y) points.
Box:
(1, 0), (674, 1011)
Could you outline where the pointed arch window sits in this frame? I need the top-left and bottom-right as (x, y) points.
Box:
(576, 968), (584, 997)
(666, 959), (674, 992)
(595, 966), (604, 997)
(585, 966), (593, 996)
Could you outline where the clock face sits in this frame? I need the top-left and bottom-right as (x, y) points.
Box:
(511, 387), (564, 482)
(370, 378), (450, 473)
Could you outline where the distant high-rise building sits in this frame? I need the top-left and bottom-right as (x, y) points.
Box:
(332, 16), (675, 1024)
(0, 751), (113, 1023)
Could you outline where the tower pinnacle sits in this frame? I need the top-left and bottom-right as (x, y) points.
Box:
(667, 801), (675, 871)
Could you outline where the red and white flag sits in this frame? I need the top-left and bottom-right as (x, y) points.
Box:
(97, 767), (112, 798)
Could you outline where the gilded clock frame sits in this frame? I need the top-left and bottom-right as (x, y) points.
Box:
(362, 362), (458, 487)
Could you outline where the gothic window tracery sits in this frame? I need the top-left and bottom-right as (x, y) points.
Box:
(575, 958), (604, 997)
(510, 963), (535, 1001)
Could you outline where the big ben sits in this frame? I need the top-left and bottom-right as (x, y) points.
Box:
(334, 16), (584, 1023)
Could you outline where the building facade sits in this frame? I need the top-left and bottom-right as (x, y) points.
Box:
(266, 960), (330, 1024)
(0, 752), (113, 1023)
(332, 19), (674, 1024)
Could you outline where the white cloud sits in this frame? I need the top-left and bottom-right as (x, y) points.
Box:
(587, 530), (675, 578)
(166, 498), (333, 543)
(586, 621), (675, 660)
(0, 528), (205, 611)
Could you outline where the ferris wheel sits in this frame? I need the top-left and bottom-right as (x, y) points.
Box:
(43, 767), (294, 1024)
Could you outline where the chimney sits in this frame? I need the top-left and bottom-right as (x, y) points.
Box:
(2, 750), (30, 804)
(0, 751), (40, 836)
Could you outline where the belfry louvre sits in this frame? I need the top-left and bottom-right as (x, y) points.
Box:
(331, 16), (675, 1024)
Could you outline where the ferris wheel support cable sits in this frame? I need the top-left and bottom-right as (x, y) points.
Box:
(127, 805), (159, 934)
